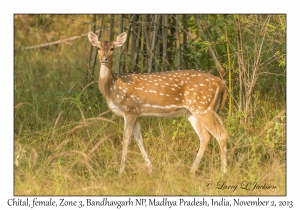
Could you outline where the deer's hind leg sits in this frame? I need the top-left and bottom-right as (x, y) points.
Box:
(187, 112), (212, 176)
(194, 112), (228, 175)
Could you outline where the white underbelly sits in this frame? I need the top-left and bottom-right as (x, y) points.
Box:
(139, 108), (187, 118)
(108, 101), (187, 118)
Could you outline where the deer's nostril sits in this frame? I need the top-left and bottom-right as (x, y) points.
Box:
(101, 56), (108, 63)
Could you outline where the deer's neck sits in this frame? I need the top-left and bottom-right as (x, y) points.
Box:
(98, 64), (113, 102)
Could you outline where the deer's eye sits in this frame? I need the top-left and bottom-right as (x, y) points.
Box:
(97, 47), (101, 50)
(110, 47), (114, 51)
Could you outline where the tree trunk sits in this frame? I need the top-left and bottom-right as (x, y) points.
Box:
(162, 15), (168, 72)
(124, 15), (134, 73)
(175, 15), (181, 70)
(116, 14), (123, 74)
(182, 14), (188, 69)
(87, 14), (97, 83)
(91, 15), (103, 78)
(130, 15), (138, 72)
(109, 15), (115, 41)
(143, 15), (151, 72)
(134, 15), (142, 72)
(167, 15), (175, 69)
(155, 28), (161, 72)
(148, 14), (161, 73)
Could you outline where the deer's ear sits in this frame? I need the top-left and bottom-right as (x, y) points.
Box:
(114, 32), (127, 47)
(88, 32), (99, 46)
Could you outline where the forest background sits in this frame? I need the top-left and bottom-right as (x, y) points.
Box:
(14, 14), (286, 195)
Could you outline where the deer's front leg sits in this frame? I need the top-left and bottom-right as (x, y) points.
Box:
(119, 114), (138, 175)
(133, 120), (152, 174)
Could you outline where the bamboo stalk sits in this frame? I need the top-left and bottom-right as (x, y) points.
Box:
(175, 15), (181, 70)
(134, 15), (142, 72)
(140, 15), (145, 72)
(182, 14), (188, 69)
(124, 15), (134, 73)
(116, 14), (123, 74)
(91, 16), (103, 78)
(162, 15), (168, 72)
(130, 15), (137, 72)
(144, 15), (150, 54)
(148, 15), (161, 73)
(87, 15), (97, 82)
(168, 15), (175, 69)
(155, 31), (161, 72)
(109, 15), (115, 41)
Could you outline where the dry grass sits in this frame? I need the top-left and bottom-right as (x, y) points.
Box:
(14, 114), (286, 196)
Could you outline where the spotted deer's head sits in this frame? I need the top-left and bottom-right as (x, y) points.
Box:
(88, 32), (127, 64)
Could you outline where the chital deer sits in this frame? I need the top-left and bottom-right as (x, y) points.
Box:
(88, 31), (228, 176)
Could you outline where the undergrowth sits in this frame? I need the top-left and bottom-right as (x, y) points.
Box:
(14, 81), (286, 195)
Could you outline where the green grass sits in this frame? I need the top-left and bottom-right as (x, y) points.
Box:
(14, 100), (286, 195)
(14, 15), (286, 196)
